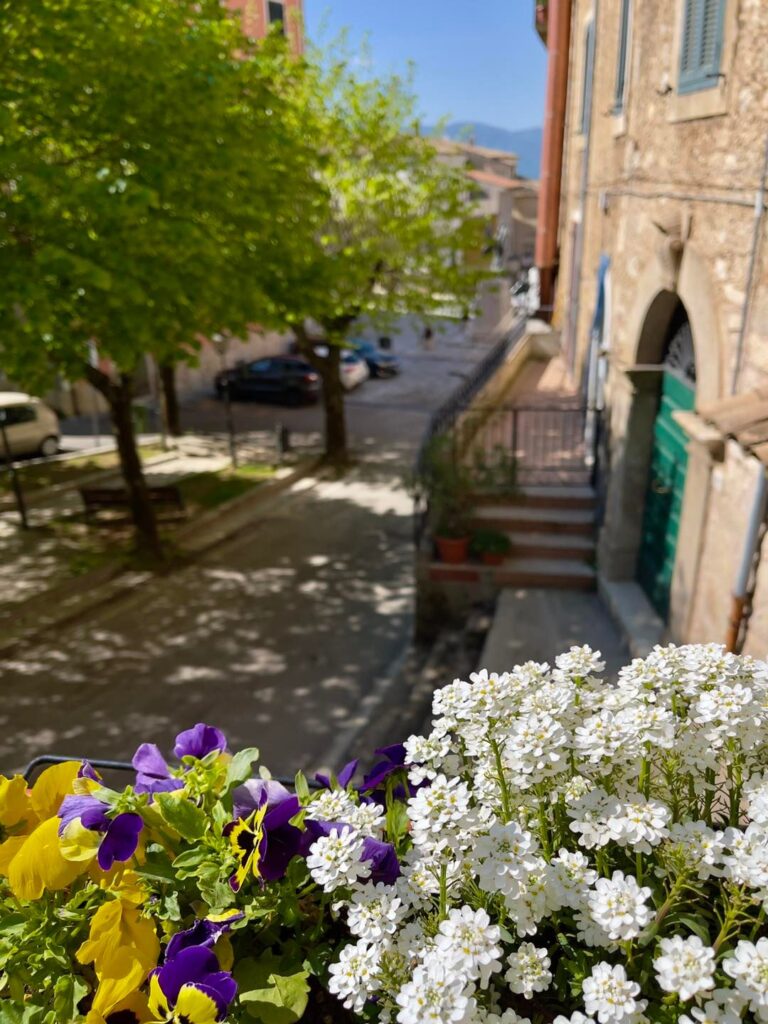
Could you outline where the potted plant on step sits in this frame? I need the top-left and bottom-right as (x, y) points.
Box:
(419, 436), (473, 564)
(470, 527), (512, 565)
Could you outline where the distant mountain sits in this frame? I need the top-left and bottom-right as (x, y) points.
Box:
(427, 122), (543, 180)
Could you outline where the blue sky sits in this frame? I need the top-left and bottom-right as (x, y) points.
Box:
(304, 0), (547, 133)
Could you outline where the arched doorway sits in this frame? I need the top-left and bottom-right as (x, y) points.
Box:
(635, 301), (697, 618)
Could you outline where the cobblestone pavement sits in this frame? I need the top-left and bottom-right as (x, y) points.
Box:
(1, 318), (489, 776)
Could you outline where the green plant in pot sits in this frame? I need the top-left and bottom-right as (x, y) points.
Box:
(470, 527), (512, 565)
(420, 436), (474, 563)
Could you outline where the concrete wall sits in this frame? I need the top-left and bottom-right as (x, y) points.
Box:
(553, 0), (768, 650)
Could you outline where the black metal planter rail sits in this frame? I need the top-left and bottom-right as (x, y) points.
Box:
(458, 403), (589, 481)
(22, 753), (319, 790)
(414, 317), (526, 478)
(412, 317), (526, 546)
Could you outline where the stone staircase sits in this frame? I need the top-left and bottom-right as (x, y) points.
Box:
(428, 484), (597, 591)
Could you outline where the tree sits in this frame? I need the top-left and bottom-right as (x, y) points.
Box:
(263, 53), (489, 464)
(0, 0), (321, 555)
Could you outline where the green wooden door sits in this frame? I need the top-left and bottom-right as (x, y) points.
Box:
(637, 371), (695, 619)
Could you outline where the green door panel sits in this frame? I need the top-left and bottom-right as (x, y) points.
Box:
(637, 371), (695, 619)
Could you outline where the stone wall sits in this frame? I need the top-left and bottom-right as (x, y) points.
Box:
(553, 0), (768, 650)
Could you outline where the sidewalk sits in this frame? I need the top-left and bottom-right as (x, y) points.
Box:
(480, 587), (629, 677)
(0, 432), (318, 617)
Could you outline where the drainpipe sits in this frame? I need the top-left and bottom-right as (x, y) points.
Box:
(565, 0), (598, 377)
(535, 0), (572, 319)
(730, 131), (768, 395)
(725, 464), (768, 652)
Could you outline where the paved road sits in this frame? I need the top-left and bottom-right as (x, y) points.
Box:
(1, 319), (488, 776)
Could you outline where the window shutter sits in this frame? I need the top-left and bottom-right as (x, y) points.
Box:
(679, 0), (726, 94)
(580, 21), (596, 135)
(613, 0), (632, 113)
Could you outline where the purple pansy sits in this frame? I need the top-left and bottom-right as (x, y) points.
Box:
(58, 794), (143, 871)
(165, 914), (244, 963)
(174, 724), (227, 761)
(132, 723), (228, 796)
(149, 945), (237, 1022)
(231, 779), (302, 882)
(315, 758), (358, 790)
(359, 744), (406, 792)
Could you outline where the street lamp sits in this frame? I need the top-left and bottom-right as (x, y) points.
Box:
(0, 409), (29, 529)
(211, 332), (237, 468)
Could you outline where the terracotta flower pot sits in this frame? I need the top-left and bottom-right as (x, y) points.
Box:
(435, 536), (470, 564)
(481, 551), (505, 566)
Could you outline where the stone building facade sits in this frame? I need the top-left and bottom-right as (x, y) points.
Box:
(537, 0), (768, 652)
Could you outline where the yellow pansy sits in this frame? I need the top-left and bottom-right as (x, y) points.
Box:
(147, 974), (221, 1024)
(8, 816), (86, 900)
(86, 971), (151, 1024)
(77, 898), (159, 983)
(2, 761), (87, 898)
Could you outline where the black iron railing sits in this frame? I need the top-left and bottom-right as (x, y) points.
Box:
(458, 404), (589, 483)
(22, 753), (316, 790)
(413, 319), (526, 546)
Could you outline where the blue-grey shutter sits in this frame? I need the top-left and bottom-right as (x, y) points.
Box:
(580, 21), (596, 134)
(679, 0), (726, 94)
(613, 0), (632, 113)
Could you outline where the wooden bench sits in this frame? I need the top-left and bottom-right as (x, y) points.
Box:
(79, 484), (186, 523)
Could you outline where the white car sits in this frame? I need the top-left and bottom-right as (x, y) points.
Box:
(340, 351), (370, 390)
(313, 345), (371, 391)
(0, 393), (60, 458)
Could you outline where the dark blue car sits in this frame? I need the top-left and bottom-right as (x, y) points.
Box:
(351, 339), (400, 378)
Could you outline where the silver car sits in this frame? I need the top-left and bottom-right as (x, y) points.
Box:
(0, 393), (60, 458)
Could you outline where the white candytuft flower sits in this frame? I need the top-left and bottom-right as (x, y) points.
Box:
(587, 871), (652, 941)
(435, 906), (503, 988)
(327, 939), (381, 1012)
(582, 962), (647, 1024)
(504, 942), (552, 999)
(306, 826), (367, 892)
(345, 883), (406, 943)
(653, 934), (715, 1000)
(396, 955), (474, 1024)
(723, 937), (768, 1020)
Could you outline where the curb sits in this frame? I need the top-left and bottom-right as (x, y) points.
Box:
(0, 456), (323, 658)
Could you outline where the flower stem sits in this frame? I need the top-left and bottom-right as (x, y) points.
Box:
(438, 863), (448, 922)
(489, 736), (512, 824)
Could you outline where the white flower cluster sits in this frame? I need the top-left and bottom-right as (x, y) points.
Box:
(323, 645), (768, 1023)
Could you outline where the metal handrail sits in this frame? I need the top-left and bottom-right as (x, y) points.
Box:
(22, 753), (316, 790)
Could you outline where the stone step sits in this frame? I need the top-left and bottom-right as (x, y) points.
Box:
(473, 484), (596, 510)
(428, 557), (596, 590)
(471, 505), (595, 535)
(506, 531), (595, 561)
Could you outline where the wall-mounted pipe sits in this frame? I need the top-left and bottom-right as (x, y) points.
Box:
(730, 132), (768, 396)
(725, 463), (768, 652)
(535, 0), (572, 318)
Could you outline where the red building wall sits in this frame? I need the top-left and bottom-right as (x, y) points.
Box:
(227, 0), (304, 54)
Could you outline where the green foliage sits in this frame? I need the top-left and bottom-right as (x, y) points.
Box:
(469, 528), (512, 557)
(0, 0), (321, 389)
(235, 953), (310, 1023)
(417, 435), (474, 538)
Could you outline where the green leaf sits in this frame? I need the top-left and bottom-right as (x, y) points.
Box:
(225, 747), (260, 793)
(235, 955), (310, 1024)
(155, 793), (207, 841)
(385, 799), (409, 843)
(172, 847), (210, 872)
(293, 771), (310, 805)
(671, 913), (713, 944)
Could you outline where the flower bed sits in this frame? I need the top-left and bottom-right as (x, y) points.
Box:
(2, 644), (768, 1024)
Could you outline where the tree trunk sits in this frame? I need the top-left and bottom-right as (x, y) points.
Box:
(159, 361), (181, 437)
(293, 324), (349, 465)
(319, 346), (348, 464)
(85, 365), (164, 560)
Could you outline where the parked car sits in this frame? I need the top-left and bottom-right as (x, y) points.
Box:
(214, 357), (319, 405)
(340, 351), (370, 390)
(350, 339), (401, 378)
(0, 393), (60, 458)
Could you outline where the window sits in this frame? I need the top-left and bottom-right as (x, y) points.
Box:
(579, 21), (596, 135)
(613, 0), (632, 113)
(267, 1), (285, 34)
(1, 405), (36, 426)
(679, 0), (726, 94)
(249, 359), (272, 373)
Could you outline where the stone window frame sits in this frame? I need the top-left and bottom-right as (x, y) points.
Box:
(667, 0), (737, 122)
